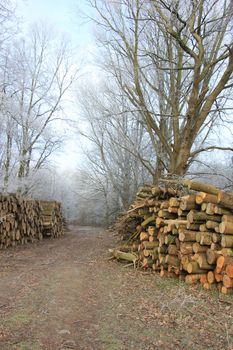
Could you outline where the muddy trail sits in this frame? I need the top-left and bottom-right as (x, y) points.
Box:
(0, 226), (232, 350)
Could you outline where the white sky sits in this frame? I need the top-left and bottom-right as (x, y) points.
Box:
(17, 0), (97, 172)
(19, 0), (92, 42)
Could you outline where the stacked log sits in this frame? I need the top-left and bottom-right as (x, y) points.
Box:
(216, 254), (233, 294)
(0, 193), (43, 248)
(0, 194), (65, 249)
(116, 185), (182, 271)
(40, 200), (64, 237)
(112, 180), (233, 294)
(183, 189), (233, 292)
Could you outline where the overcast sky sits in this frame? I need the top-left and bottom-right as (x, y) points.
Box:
(19, 0), (94, 49)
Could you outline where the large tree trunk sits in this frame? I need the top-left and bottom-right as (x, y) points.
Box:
(169, 145), (191, 176)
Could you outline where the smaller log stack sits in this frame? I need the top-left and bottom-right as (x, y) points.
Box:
(112, 180), (233, 294)
(40, 200), (64, 237)
(0, 194), (65, 249)
(0, 193), (43, 248)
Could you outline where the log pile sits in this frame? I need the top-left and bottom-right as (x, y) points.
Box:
(40, 200), (64, 237)
(0, 194), (65, 249)
(0, 193), (43, 248)
(112, 180), (233, 294)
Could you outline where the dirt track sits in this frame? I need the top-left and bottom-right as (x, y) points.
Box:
(0, 226), (233, 350)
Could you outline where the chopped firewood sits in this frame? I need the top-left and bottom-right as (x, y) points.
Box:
(221, 286), (233, 295)
(218, 191), (233, 209)
(111, 180), (233, 294)
(219, 221), (233, 234)
(183, 180), (220, 195)
(109, 248), (138, 267)
(196, 192), (218, 205)
(221, 235), (233, 248)
(0, 193), (64, 249)
(223, 275), (233, 288)
(207, 271), (215, 284)
(185, 274), (205, 284)
(226, 264), (233, 278)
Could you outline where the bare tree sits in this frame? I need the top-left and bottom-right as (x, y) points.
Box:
(76, 79), (152, 218)
(88, 0), (233, 179)
(3, 23), (78, 193)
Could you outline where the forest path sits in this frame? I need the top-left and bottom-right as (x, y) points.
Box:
(0, 226), (232, 350)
